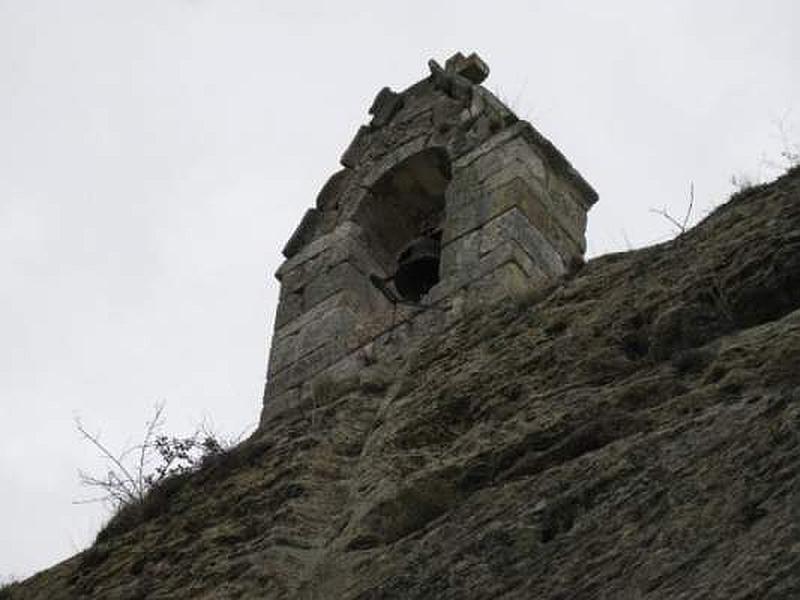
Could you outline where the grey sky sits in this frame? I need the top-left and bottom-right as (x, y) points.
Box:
(2, 0), (798, 579)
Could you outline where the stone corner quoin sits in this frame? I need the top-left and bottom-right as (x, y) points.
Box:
(260, 51), (598, 425)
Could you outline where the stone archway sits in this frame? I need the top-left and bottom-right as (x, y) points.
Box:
(352, 147), (452, 300)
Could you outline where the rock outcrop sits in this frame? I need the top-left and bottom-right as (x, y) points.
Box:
(9, 164), (800, 599)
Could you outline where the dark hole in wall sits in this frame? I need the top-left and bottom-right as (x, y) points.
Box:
(354, 148), (451, 298)
(394, 231), (442, 302)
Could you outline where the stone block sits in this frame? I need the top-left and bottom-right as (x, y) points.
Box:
(478, 145), (548, 190)
(471, 137), (548, 188)
(440, 228), (481, 280)
(436, 235), (550, 303)
(487, 177), (585, 259)
(303, 261), (369, 313)
(475, 238), (541, 281)
(516, 122), (598, 207)
(444, 175), (553, 245)
(276, 222), (358, 278)
(282, 208), (321, 259)
(478, 208), (566, 277)
(275, 226), (382, 332)
(274, 287), (304, 330)
(475, 87), (517, 128)
(369, 87), (404, 128)
(464, 261), (530, 307)
(270, 284), (397, 379)
(267, 315), (379, 395)
(260, 387), (301, 423)
(442, 195), (488, 244)
(351, 307), (397, 346)
(445, 52), (490, 84)
(315, 169), (353, 211)
(312, 351), (364, 393)
(341, 125), (372, 168)
(359, 134), (430, 188)
(276, 222), (384, 292)
(393, 104), (438, 135)
(471, 165), (587, 252)
(407, 302), (449, 337)
(359, 110), (435, 167)
(443, 167), (483, 217)
(460, 90), (487, 127)
(273, 292), (361, 344)
(524, 195), (584, 259)
(428, 58), (472, 101)
(446, 138), (546, 217)
(453, 121), (530, 170)
(548, 173), (589, 233)
(432, 95), (467, 135)
(453, 120), (597, 209)
(480, 238), (535, 279)
(425, 276), (460, 305)
(293, 306), (357, 363)
(266, 340), (343, 398)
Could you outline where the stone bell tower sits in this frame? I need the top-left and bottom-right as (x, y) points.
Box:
(260, 52), (597, 422)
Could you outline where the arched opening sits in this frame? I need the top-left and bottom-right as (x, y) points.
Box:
(355, 147), (451, 302)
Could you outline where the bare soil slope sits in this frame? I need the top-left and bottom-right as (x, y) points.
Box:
(10, 167), (800, 599)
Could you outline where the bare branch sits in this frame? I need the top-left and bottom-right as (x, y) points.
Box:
(681, 182), (695, 231)
(75, 418), (139, 498)
(75, 402), (233, 511)
(72, 495), (113, 506)
(773, 114), (800, 165)
(650, 181), (696, 236)
(649, 207), (685, 233)
(137, 401), (166, 497)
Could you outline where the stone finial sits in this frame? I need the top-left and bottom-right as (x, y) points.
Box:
(428, 59), (472, 101)
(445, 52), (490, 84)
(368, 87), (404, 128)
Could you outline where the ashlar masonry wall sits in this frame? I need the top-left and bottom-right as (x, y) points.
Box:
(260, 53), (597, 424)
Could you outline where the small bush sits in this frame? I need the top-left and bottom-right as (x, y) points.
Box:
(76, 403), (230, 507)
(76, 402), (248, 541)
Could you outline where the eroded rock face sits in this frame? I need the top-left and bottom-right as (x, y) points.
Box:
(13, 167), (800, 599)
(262, 53), (597, 422)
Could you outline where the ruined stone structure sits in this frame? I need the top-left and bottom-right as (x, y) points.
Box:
(261, 53), (597, 422)
(14, 58), (800, 597)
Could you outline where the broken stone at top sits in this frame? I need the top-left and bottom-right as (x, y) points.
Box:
(368, 86), (404, 128)
(445, 52), (490, 84)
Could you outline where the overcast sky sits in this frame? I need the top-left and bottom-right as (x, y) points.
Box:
(2, 0), (799, 580)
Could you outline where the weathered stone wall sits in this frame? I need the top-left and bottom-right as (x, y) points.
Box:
(261, 53), (597, 423)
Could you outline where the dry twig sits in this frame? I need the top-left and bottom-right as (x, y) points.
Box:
(650, 181), (695, 235)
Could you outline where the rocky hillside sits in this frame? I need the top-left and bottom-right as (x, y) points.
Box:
(9, 167), (800, 599)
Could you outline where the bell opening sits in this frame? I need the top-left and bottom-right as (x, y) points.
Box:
(394, 233), (441, 302)
(353, 147), (451, 304)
